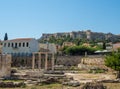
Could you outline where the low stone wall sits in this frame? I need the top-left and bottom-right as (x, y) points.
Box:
(26, 70), (44, 77)
(56, 55), (105, 67)
(56, 56), (82, 66)
(81, 55), (105, 65)
(56, 55), (107, 70)
(78, 55), (107, 70)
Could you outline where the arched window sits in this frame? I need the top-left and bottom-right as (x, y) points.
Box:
(23, 43), (25, 47)
(4, 43), (6, 47)
(8, 43), (10, 47)
(12, 43), (14, 47)
(26, 42), (29, 47)
(19, 43), (21, 47)
(15, 43), (17, 48)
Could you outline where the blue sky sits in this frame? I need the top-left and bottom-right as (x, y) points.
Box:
(0, 0), (120, 40)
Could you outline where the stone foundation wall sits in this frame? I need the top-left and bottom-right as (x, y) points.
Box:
(81, 55), (105, 65)
(56, 56), (82, 66)
(78, 55), (107, 69)
(57, 55), (106, 69)
(12, 56), (32, 67)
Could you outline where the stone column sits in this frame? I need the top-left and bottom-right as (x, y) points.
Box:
(0, 55), (1, 69)
(45, 53), (48, 70)
(52, 53), (54, 71)
(38, 53), (41, 70)
(32, 53), (35, 70)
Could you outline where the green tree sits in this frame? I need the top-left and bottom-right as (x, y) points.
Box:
(64, 45), (97, 55)
(73, 38), (81, 46)
(103, 42), (106, 49)
(4, 33), (8, 41)
(105, 52), (120, 78)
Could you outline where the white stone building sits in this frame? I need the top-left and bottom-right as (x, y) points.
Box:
(2, 38), (39, 56)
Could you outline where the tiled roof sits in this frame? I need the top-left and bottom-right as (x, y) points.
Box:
(3, 38), (34, 42)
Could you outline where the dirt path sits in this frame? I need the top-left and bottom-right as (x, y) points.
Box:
(65, 73), (116, 83)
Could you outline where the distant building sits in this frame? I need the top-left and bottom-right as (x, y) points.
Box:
(2, 38), (39, 67)
(97, 42), (103, 46)
(2, 38), (39, 56)
(106, 42), (113, 50)
(39, 43), (57, 53)
(113, 43), (120, 51)
(62, 42), (76, 47)
(82, 43), (90, 47)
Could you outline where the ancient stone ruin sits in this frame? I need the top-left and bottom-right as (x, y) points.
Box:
(0, 54), (11, 78)
(80, 82), (106, 89)
(78, 55), (107, 70)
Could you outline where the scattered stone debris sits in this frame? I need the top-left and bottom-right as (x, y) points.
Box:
(44, 70), (64, 74)
(80, 82), (106, 89)
(101, 79), (120, 83)
(0, 82), (26, 88)
(62, 80), (80, 87)
(41, 77), (59, 84)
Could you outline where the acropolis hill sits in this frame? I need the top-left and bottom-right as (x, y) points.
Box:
(41, 30), (120, 42)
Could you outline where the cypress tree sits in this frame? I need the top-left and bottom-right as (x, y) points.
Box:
(4, 33), (8, 41)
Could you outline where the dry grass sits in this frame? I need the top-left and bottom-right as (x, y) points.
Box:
(0, 83), (76, 89)
(103, 83), (120, 89)
(0, 83), (120, 89)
